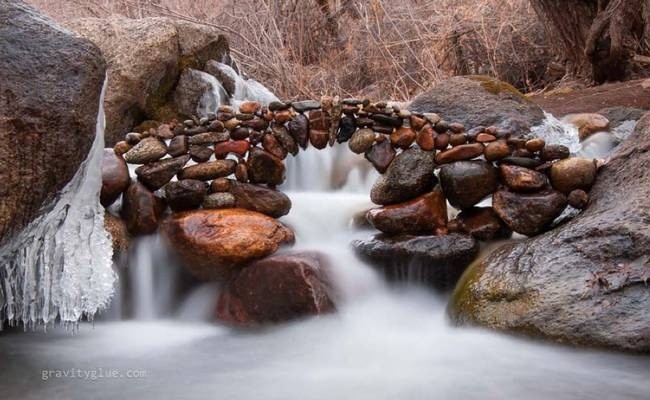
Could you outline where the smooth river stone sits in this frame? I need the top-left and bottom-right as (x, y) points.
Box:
(549, 157), (597, 194)
(390, 127), (416, 149)
(230, 182), (292, 218)
(100, 149), (130, 207)
(135, 154), (190, 190)
(499, 164), (548, 192)
(273, 125), (299, 156)
(365, 140), (396, 174)
(309, 130), (330, 149)
(483, 140), (511, 161)
(416, 125), (436, 151)
(439, 160), (497, 209)
(164, 179), (208, 211)
(247, 147), (286, 185)
(348, 128), (376, 154)
(214, 140), (250, 159)
(167, 135), (189, 157)
(451, 206), (511, 241)
(177, 160), (236, 181)
(367, 187), (448, 235)
(189, 145), (213, 163)
(435, 143), (484, 164)
(262, 133), (287, 159)
(120, 181), (167, 235)
(370, 147), (436, 205)
(492, 188), (567, 236)
(123, 137), (167, 164)
(287, 113), (310, 149)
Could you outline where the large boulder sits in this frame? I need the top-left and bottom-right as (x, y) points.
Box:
(408, 75), (545, 132)
(449, 113), (650, 353)
(370, 147), (436, 205)
(0, 1), (106, 246)
(352, 233), (479, 289)
(161, 209), (295, 281)
(65, 17), (233, 145)
(216, 251), (336, 324)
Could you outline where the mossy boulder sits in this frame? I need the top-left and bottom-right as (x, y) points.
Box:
(408, 75), (545, 133)
(449, 113), (650, 353)
(65, 17), (234, 145)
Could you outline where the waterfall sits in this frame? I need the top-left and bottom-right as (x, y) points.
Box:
(0, 78), (116, 329)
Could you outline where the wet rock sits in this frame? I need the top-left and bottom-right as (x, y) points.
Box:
(435, 143), (484, 164)
(568, 189), (589, 209)
(541, 144), (570, 161)
(216, 251), (335, 324)
(410, 115), (427, 130)
(210, 178), (232, 193)
(113, 141), (132, 156)
(416, 125), (436, 151)
(174, 68), (227, 118)
(189, 145), (213, 163)
(287, 113), (310, 149)
(390, 127), (416, 149)
(164, 179), (207, 211)
(247, 147), (286, 185)
(563, 113), (610, 140)
(348, 128), (376, 154)
(309, 129), (330, 150)
(408, 75), (544, 132)
(596, 106), (645, 130)
(500, 156), (543, 169)
(449, 133), (468, 146)
(135, 154), (190, 190)
(476, 133), (496, 143)
(230, 182), (292, 218)
(125, 132), (142, 145)
(101, 149), (130, 207)
(370, 148), (436, 205)
(351, 233), (479, 289)
(337, 116), (356, 143)
(449, 115), (650, 352)
(235, 162), (248, 183)
(549, 157), (597, 194)
(492, 188), (567, 236)
(104, 213), (130, 260)
(483, 140), (511, 161)
(120, 181), (167, 235)
(439, 161), (497, 209)
(525, 138), (545, 152)
(451, 207), (511, 241)
(161, 209), (294, 281)
(499, 164), (548, 192)
(367, 188), (448, 235)
(370, 114), (402, 128)
(202, 192), (236, 209)
(156, 124), (174, 140)
(239, 101), (261, 114)
(309, 109), (330, 131)
(365, 140), (396, 173)
(177, 159), (236, 181)
(188, 131), (229, 145)
(214, 140), (249, 159)
(123, 138), (168, 164)
(168, 135), (189, 157)
(272, 125), (298, 156)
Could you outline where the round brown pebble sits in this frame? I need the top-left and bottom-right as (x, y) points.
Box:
(113, 140), (131, 155)
(210, 178), (231, 193)
(568, 189), (589, 209)
(476, 133), (497, 143)
(449, 133), (467, 146)
(525, 138), (545, 152)
(484, 140), (511, 161)
(435, 133), (450, 150)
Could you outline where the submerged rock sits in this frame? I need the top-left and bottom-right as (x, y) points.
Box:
(449, 114), (650, 352)
(370, 148), (436, 205)
(562, 113), (610, 141)
(352, 233), (479, 289)
(216, 251), (336, 324)
(161, 209), (295, 281)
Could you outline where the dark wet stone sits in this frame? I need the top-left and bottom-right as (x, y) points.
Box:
(336, 116), (356, 143)
(351, 233), (479, 290)
(164, 179), (208, 211)
(492, 188), (567, 236)
(177, 159), (236, 181)
(451, 207), (511, 241)
(101, 149), (130, 207)
(365, 140), (396, 174)
(135, 154), (190, 190)
(499, 164), (548, 192)
(439, 161), (497, 209)
(168, 135), (189, 157)
(123, 137), (167, 164)
(499, 156), (543, 169)
(367, 188), (447, 235)
(292, 100), (321, 112)
(230, 182), (292, 218)
(370, 148), (436, 205)
(247, 147), (286, 185)
(541, 144), (570, 161)
(189, 145), (213, 163)
(272, 125), (298, 156)
(120, 181), (167, 235)
(287, 113), (310, 149)
(369, 114), (402, 127)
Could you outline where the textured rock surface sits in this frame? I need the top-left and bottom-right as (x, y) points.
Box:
(0, 1), (106, 246)
(367, 188), (447, 235)
(492, 188), (567, 236)
(230, 182), (291, 218)
(216, 251), (336, 324)
(65, 16), (232, 145)
(120, 181), (167, 235)
(370, 148), (436, 205)
(352, 233), (479, 289)
(439, 161), (497, 209)
(162, 209), (295, 281)
(100, 149), (130, 206)
(408, 75), (545, 132)
(450, 113), (650, 353)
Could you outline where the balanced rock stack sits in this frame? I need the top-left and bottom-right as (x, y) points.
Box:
(101, 96), (600, 317)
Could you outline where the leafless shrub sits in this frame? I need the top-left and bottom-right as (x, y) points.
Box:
(27, 0), (552, 100)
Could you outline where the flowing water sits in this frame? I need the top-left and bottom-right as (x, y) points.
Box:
(0, 80), (648, 398)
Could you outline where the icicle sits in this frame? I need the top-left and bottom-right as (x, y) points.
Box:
(0, 77), (116, 329)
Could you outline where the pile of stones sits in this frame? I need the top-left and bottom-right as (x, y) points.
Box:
(104, 96), (597, 240)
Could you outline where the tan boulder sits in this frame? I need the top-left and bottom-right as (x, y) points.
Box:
(161, 209), (295, 281)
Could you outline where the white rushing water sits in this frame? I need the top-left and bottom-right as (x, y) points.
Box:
(0, 79), (115, 328)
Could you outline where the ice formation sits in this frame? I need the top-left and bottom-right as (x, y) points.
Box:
(0, 79), (116, 329)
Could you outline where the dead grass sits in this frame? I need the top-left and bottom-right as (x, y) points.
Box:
(27, 0), (552, 100)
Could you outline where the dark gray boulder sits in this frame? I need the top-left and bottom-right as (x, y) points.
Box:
(408, 75), (545, 133)
(370, 148), (437, 205)
(0, 0), (106, 246)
